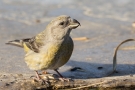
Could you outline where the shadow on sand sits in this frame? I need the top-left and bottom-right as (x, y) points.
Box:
(60, 59), (135, 79)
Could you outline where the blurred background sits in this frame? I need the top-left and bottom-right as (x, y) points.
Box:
(0, 0), (135, 79)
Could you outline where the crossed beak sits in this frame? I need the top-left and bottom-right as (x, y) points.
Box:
(69, 19), (81, 29)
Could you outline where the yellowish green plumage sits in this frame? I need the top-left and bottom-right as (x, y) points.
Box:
(23, 43), (31, 53)
(6, 15), (80, 79)
(24, 37), (73, 71)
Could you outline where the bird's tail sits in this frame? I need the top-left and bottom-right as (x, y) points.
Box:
(6, 39), (23, 47)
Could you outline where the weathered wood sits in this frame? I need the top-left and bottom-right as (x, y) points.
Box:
(0, 73), (135, 90)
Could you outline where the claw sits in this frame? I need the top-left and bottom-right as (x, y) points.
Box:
(58, 78), (73, 82)
(33, 77), (50, 85)
(54, 69), (73, 82)
(33, 71), (50, 85)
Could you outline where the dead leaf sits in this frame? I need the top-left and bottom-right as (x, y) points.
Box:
(73, 37), (89, 41)
(132, 22), (135, 28)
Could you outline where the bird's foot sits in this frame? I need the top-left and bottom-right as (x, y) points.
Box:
(54, 69), (73, 82)
(31, 71), (50, 85)
(42, 71), (49, 74)
(33, 77), (50, 85)
(58, 77), (73, 82)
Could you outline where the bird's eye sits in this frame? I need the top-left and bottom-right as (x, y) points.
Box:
(59, 22), (64, 25)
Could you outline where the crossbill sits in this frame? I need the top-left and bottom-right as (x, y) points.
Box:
(6, 15), (80, 82)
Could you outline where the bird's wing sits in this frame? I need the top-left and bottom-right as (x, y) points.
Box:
(6, 31), (46, 53)
(23, 32), (46, 53)
(23, 37), (41, 53)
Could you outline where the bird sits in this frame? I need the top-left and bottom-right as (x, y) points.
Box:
(6, 15), (80, 82)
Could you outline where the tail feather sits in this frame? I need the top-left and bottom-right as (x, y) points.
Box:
(6, 38), (40, 52)
(6, 40), (23, 47)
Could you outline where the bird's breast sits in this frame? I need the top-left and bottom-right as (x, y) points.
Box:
(24, 38), (73, 70)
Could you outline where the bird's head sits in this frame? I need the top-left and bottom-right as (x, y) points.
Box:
(47, 15), (80, 40)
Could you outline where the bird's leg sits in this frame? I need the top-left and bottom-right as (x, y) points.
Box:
(34, 71), (49, 85)
(54, 69), (63, 78)
(54, 69), (71, 82)
(35, 71), (41, 80)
